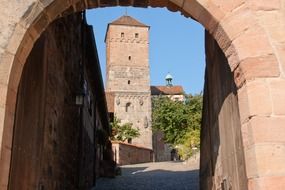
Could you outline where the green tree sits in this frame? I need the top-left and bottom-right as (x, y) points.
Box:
(152, 94), (202, 159)
(152, 97), (189, 144)
(110, 116), (140, 142)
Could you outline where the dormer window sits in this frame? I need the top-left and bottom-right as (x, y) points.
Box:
(121, 32), (124, 37)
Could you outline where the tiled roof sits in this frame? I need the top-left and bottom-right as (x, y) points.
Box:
(105, 92), (115, 113)
(110, 15), (149, 27)
(151, 86), (184, 95)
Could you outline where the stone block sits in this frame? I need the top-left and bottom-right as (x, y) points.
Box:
(212, 0), (245, 12)
(257, 12), (285, 43)
(44, 0), (71, 21)
(239, 54), (280, 80)
(38, 0), (54, 8)
(248, 176), (285, 190)
(233, 25), (273, 61)
(249, 0), (281, 11)
(0, 146), (11, 187)
(5, 89), (16, 116)
(183, 0), (225, 32)
(2, 111), (15, 150)
(15, 31), (34, 67)
(241, 122), (250, 148)
(218, 6), (256, 41)
(0, 84), (8, 109)
(0, 106), (5, 152)
(244, 145), (258, 178)
(19, 2), (44, 29)
(255, 143), (285, 176)
(8, 57), (23, 94)
(238, 80), (272, 123)
(269, 79), (285, 115)
(248, 116), (285, 145)
(169, 0), (184, 7)
(276, 44), (285, 75)
(0, 52), (13, 85)
(6, 24), (26, 55)
(245, 143), (285, 179)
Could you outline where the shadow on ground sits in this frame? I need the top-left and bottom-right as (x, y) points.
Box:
(92, 162), (199, 190)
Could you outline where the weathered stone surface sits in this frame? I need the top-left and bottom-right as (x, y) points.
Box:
(0, 1), (284, 190)
(276, 44), (285, 75)
(249, 0), (281, 11)
(112, 142), (152, 165)
(239, 55), (280, 79)
(232, 26), (273, 61)
(238, 79), (272, 123)
(248, 116), (285, 145)
(269, 79), (285, 115)
(106, 17), (152, 149)
(248, 176), (285, 190)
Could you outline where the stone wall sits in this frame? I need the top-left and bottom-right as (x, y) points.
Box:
(112, 141), (153, 165)
(200, 31), (248, 190)
(8, 14), (110, 190)
(1, 1), (285, 190)
(152, 131), (172, 162)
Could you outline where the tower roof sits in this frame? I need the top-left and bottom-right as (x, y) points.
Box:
(109, 15), (149, 27)
(105, 15), (149, 42)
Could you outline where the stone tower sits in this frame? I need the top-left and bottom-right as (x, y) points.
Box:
(105, 15), (152, 149)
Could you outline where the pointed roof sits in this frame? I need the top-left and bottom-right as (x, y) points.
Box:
(105, 15), (149, 42)
(109, 15), (149, 27)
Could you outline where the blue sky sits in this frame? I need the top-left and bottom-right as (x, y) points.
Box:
(86, 7), (205, 94)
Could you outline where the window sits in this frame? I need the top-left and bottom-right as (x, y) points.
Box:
(121, 32), (124, 37)
(135, 33), (139, 38)
(128, 80), (131, 85)
(128, 56), (131, 60)
(126, 102), (131, 112)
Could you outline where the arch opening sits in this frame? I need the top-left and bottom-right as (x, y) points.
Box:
(0, 1), (274, 190)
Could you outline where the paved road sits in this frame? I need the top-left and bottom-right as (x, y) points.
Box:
(92, 160), (199, 190)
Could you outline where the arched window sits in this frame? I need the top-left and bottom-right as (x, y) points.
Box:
(126, 102), (131, 112)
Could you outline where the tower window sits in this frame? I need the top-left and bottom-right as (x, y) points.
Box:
(128, 56), (131, 60)
(128, 80), (131, 85)
(126, 102), (131, 112)
(135, 33), (139, 38)
(121, 32), (124, 37)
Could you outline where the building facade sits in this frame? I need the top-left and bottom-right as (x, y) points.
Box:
(105, 16), (152, 150)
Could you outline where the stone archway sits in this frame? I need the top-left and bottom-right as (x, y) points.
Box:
(0, 1), (284, 190)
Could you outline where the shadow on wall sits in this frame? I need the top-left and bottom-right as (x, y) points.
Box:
(199, 31), (247, 190)
(93, 166), (199, 190)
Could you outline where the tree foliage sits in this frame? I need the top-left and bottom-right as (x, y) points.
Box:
(110, 116), (140, 142)
(152, 94), (203, 159)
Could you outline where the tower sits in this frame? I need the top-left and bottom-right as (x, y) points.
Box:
(105, 15), (152, 149)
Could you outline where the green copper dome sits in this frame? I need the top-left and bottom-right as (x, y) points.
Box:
(165, 73), (173, 80)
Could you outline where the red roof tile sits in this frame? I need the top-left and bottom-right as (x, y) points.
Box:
(151, 86), (184, 95)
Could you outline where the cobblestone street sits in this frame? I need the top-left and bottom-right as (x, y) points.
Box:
(93, 159), (199, 190)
